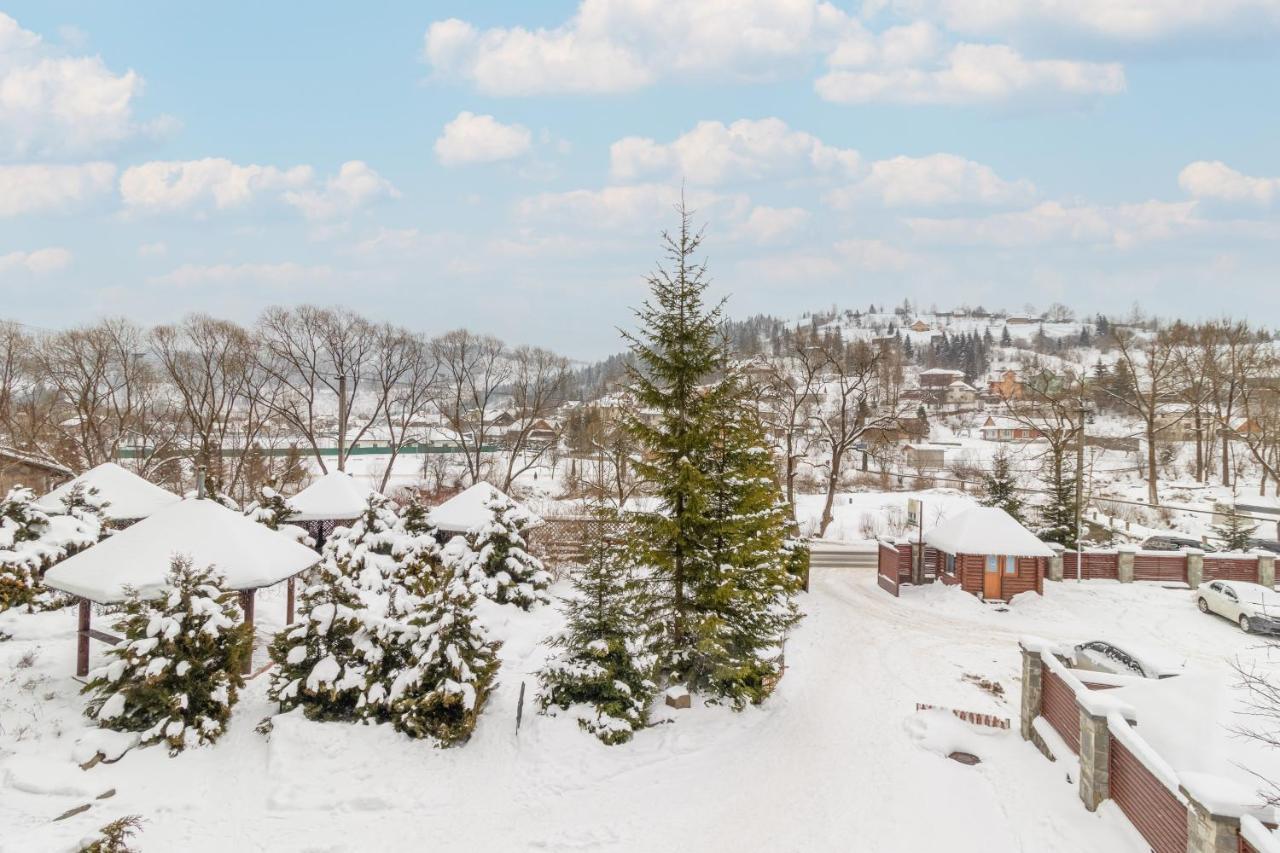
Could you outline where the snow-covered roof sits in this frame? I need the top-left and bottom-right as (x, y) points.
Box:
(38, 462), (180, 521)
(427, 482), (542, 533)
(288, 470), (381, 521)
(43, 498), (321, 602)
(920, 368), (965, 376)
(924, 507), (1055, 558)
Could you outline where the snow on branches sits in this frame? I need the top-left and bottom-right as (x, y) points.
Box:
(465, 491), (551, 610)
(0, 484), (101, 612)
(82, 557), (252, 755)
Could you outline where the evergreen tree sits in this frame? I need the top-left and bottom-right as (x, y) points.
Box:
(915, 405), (929, 434)
(693, 406), (801, 707)
(381, 559), (501, 745)
(1037, 464), (1079, 549)
(467, 491), (552, 609)
(537, 506), (656, 744)
(1213, 496), (1257, 551)
(243, 485), (297, 530)
(83, 558), (252, 754)
(1000, 326), (1012, 346)
(980, 451), (1024, 522)
(268, 532), (379, 722)
(0, 486), (99, 612)
(326, 494), (403, 594)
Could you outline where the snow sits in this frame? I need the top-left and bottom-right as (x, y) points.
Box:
(428, 482), (542, 533)
(37, 462), (180, 522)
(0, 568), (1179, 852)
(924, 506), (1056, 558)
(287, 471), (382, 522)
(41, 498), (321, 602)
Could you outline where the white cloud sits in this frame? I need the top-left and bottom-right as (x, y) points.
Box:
(833, 238), (921, 271)
(0, 13), (154, 157)
(283, 161), (399, 219)
(516, 183), (751, 231)
(1179, 160), (1280, 206)
(0, 162), (115, 216)
(119, 158), (395, 219)
(435, 112), (532, 166)
(137, 241), (166, 257)
(816, 42), (1124, 105)
(424, 0), (852, 95)
(0, 246), (72, 275)
(906, 199), (1200, 248)
(733, 206), (811, 242)
(826, 153), (1034, 207)
(120, 158), (313, 213)
(610, 118), (860, 185)
(149, 262), (338, 288)
(886, 0), (1280, 43)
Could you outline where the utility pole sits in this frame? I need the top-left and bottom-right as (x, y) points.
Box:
(1075, 404), (1088, 582)
(196, 464), (207, 500)
(336, 373), (348, 473)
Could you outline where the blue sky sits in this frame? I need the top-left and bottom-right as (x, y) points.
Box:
(2, 1), (1279, 358)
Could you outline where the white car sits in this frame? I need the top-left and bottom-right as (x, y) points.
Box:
(1196, 580), (1280, 634)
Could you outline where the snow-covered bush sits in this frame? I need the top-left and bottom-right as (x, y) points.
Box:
(380, 564), (501, 746)
(0, 485), (100, 613)
(243, 485), (296, 530)
(538, 517), (655, 745)
(82, 558), (252, 755)
(390, 497), (445, 597)
(77, 815), (143, 852)
(466, 492), (551, 610)
(323, 494), (402, 594)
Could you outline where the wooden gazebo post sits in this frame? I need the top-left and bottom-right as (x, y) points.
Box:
(238, 589), (256, 675)
(77, 598), (91, 678)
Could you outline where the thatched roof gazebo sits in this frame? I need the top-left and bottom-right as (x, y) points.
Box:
(287, 470), (381, 549)
(43, 498), (321, 676)
(39, 462), (181, 526)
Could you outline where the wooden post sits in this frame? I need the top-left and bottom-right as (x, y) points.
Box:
(286, 577), (296, 625)
(77, 598), (91, 677)
(239, 589), (256, 674)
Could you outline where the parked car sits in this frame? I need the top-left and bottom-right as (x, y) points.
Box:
(1196, 580), (1280, 634)
(1071, 640), (1182, 679)
(1246, 538), (1280, 555)
(1140, 534), (1207, 552)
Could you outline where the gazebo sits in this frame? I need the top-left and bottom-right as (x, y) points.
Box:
(925, 507), (1054, 601)
(39, 462), (181, 526)
(427, 482), (541, 537)
(42, 498), (321, 676)
(287, 470), (382, 548)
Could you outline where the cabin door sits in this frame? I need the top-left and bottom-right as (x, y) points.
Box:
(983, 556), (1001, 599)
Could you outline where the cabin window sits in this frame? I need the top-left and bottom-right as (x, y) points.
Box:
(945, 554), (956, 575)
(985, 555), (997, 573)
(1003, 556), (1017, 575)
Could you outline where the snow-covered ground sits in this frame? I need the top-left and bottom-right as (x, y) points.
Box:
(8, 566), (1277, 851)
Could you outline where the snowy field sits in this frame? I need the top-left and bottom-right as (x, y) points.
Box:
(6, 567), (1277, 852)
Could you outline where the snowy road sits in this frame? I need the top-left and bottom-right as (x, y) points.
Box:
(2, 571), (1197, 852)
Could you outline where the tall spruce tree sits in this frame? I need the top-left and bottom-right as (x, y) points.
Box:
(623, 201), (734, 667)
(83, 558), (252, 754)
(980, 451), (1024, 522)
(1038, 464), (1079, 549)
(1213, 493), (1257, 551)
(467, 491), (552, 610)
(537, 505), (656, 744)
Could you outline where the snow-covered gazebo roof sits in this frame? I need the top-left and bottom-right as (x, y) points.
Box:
(428, 482), (542, 534)
(43, 498), (321, 603)
(287, 470), (380, 522)
(38, 462), (180, 522)
(924, 507), (1054, 558)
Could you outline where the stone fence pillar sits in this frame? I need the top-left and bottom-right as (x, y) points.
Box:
(1047, 543), (1064, 583)
(1078, 709), (1112, 811)
(1117, 546), (1136, 584)
(1186, 548), (1205, 588)
(1258, 552), (1276, 589)
(1019, 642), (1044, 744)
(1181, 783), (1248, 853)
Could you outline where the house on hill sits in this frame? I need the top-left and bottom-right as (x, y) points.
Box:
(928, 507), (1053, 601)
(0, 447), (72, 494)
(918, 367), (966, 388)
(909, 319), (932, 333)
(979, 415), (1044, 442)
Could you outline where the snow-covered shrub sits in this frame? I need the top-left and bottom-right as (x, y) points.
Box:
(538, 517), (655, 745)
(466, 492), (551, 610)
(323, 494), (402, 594)
(380, 564), (501, 746)
(82, 558), (252, 755)
(78, 815), (143, 852)
(243, 485), (296, 530)
(390, 496), (445, 596)
(267, 545), (379, 723)
(0, 486), (100, 613)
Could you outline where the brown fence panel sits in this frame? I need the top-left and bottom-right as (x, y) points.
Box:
(1204, 557), (1258, 584)
(1063, 552), (1120, 581)
(1110, 736), (1188, 853)
(1041, 669), (1078, 754)
(897, 545), (914, 581)
(877, 543), (900, 597)
(1133, 553), (1188, 584)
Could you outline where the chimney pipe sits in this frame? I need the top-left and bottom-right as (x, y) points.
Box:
(196, 465), (207, 500)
